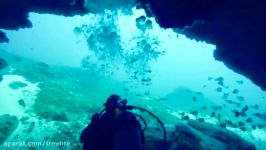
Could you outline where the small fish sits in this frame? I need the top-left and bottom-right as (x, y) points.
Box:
(217, 113), (221, 122)
(212, 106), (222, 111)
(144, 91), (150, 95)
(179, 112), (185, 116)
(201, 106), (207, 110)
(145, 70), (152, 73)
(251, 125), (256, 130)
(257, 124), (266, 129)
(236, 96), (245, 101)
(159, 97), (167, 101)
(232, 110), (240, 117)
(208, 77), (213, 81)
(219, 123), (226, 128)
(190, 110), (198, 116)
(225, 100), (241, 107)
(198, 118), (205, 123)
(238, 121), (245, 126)
(232, 89), (239, 94)
(242, 105), (249, 112)
(239, 126), (246, 131)
(240, 111), (247, 117)
(216, 87), (223, 92)
(141, 78), (151, 82)
(182, 115), (190, 120)
(222, 93), (229, 99)
(250, 104), (259, 110)
(246, 118), (253, 123)
(218, 81), (224, 86)
(253, 113), (261, 117)
(225, 100), (234, 104)
(136, 94), (141, 97)
(225, 120), (238, 128)
(211, 112), (216, 118)
(192, 96), (197, 102)
(215, 77), (224, 82)
(236, 80), (244, 85)
(195, 92), (203, 95)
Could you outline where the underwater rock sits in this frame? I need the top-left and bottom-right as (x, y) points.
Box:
(139, 0), (266, 91)
(170, 122), (202, 150)
(0, 58), (8, 70)
(0, 74), (3, 82)
(8, 81), (28, 90)
(41, 111), (68, 122)
(0, 114), (19, 145)
(187, 120), (256, 150)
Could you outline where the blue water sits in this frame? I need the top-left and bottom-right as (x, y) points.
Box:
(0, 7), (266, 150)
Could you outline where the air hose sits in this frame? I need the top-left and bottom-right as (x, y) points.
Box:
(127, 105), (167, 142)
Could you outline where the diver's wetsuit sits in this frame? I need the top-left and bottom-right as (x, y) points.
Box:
(80, 110), (145, 150)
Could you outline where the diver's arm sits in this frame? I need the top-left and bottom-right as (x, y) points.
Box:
(80, 113), (100, 143)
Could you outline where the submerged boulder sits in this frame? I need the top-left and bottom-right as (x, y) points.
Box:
(187, 120), (256, 150)
(169, 122), (202, 150)
(145, 120), (256, 150)
(0, 114), (19, 145)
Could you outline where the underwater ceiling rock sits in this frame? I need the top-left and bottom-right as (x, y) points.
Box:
(0, 0), (88, 42)
(0, 114), (19, 145)
(0, 31), (9, 43)
(138, 0), (266, 90)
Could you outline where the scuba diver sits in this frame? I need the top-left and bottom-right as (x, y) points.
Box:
(80, 94), (167, 150)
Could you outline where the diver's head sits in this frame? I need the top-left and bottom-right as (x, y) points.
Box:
(104, 94), (127, 112)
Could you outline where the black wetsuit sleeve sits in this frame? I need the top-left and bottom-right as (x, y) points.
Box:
(80, 113), (101, 149)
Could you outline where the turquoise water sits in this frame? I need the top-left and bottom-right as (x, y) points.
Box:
(0, 7), (266, 150)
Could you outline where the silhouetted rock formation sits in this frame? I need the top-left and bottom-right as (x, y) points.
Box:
(0, 0), (88, 42)
(138, 0), (266, 90)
